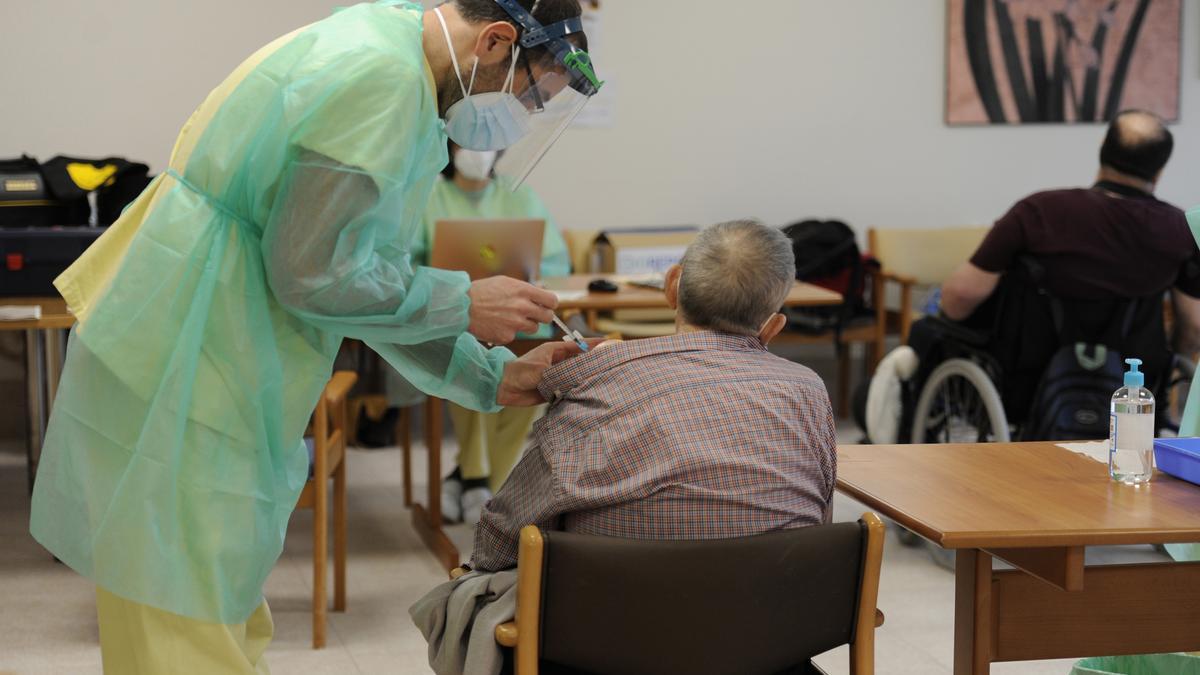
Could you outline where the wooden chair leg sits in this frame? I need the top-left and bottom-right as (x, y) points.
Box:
(426, 399), (444, 526)
(398, 407), (412, 507)
(837, 343), (852, 419)
(313, 473), (328, 649)
(333, 462), (347, 613)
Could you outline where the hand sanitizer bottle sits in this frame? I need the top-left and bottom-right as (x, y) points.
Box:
(1109, 358), (1155, 485)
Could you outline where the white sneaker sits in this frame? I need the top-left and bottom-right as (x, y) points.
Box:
(441, 477), (464, 524)
(461, 486), (494, 526)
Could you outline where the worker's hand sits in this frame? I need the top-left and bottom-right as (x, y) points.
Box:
(468, 276), (558, 345)
(497, 339), (604, 406)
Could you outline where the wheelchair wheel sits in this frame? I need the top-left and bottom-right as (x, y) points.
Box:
(911, 358), (1010, 444)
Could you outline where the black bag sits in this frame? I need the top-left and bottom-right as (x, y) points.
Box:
(1018, 264), (1144, 441)
(0, 155), (89, 227)
(1020, 343), (1125, 441)
(0, 227), (108, 296)
(0, 155), (152, 228)
(41, 156), (152, 225)
(781, 219), (872, 336)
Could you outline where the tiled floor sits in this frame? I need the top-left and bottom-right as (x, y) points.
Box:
(0, 427), (1171, 674)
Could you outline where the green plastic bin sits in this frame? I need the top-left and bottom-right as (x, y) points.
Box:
(1072, 654), (1200, 674)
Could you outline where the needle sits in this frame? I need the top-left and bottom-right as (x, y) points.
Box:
(551, 313), (589, 352)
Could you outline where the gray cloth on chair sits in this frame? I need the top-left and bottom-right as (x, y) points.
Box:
(410, 569), (518, 675)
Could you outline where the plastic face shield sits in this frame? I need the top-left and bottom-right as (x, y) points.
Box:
(490, 0), (603, 187)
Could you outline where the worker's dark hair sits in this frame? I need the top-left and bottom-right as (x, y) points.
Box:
(453, 0), (588, 62)
(1100, 110), (1174, 182)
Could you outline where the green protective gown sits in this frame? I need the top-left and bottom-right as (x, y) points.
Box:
(30, 1), (512, 624)
(1168, 206), (1200, 562)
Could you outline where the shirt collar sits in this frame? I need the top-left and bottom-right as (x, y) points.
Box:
(1093, 180), (1155, 200)
(538, 331), (766, 402)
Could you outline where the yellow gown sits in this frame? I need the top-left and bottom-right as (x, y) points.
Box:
(31, 1), (512, 641)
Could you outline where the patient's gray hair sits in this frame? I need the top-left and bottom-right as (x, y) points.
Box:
(677, 220), (796, 336)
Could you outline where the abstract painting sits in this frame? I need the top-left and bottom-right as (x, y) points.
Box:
(947, 0), (1180, 124)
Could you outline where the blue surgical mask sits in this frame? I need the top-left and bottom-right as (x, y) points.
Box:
(435, 8), (532, 152)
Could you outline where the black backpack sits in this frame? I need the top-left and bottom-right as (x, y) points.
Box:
(1020, 342), (1126, 441)
(1018, 266), (1146, 441)
(781, 219), (871, 336)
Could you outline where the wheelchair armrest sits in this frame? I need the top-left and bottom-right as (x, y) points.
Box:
(923, 314), (991, 348)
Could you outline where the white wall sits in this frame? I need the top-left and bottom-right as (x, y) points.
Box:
(2, 1), (1197, 233)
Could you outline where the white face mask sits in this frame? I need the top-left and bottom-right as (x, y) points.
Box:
(453, 149), (499, 181)
(435, 8), (532, 152)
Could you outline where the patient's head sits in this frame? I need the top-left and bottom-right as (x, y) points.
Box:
(665, 220), (795, 343)
(1099, 109), (1173, 186)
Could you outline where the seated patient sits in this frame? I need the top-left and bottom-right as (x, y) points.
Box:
(470, 220), (837, 572)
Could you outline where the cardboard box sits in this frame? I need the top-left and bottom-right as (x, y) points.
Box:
(591, 227), (699, 275)
(587, 227), (699, 323)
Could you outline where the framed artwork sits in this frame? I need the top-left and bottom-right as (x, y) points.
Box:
(946, 0), (1181, 125)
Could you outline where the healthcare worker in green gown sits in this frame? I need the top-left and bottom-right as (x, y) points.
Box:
(28, 1), (602, 672)
(400, 142), (570, 524)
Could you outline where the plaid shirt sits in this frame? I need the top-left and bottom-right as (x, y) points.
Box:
(470, 331), (838, 571)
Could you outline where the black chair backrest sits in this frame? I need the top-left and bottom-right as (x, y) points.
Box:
(538, 522), (867, 675)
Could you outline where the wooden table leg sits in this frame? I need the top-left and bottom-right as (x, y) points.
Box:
(426, 398), (442, 526)
(24, 328), (45, 493)
(398, 407), (412, 507)
(409, 397), (460, 572)
(954, 549), (993, 675)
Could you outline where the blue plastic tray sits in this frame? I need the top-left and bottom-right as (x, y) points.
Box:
(1152, 438), (1200, 486)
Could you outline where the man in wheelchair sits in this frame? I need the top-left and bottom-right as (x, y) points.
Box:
(870, 110), (1200, 444)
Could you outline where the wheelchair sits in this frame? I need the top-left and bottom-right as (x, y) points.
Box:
(878, 317), (1195, 446)
(864, 256), (1195, 446)
(860, 263), (1196, 562)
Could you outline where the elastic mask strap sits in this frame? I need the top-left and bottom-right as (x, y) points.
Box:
(502, 46), (521, 94)
(466, 59), (479, 98)
(435, 8), (470, 97)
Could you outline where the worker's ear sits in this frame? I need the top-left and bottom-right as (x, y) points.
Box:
(473, 21), (518, 66)
(665, 265), (683, 311)
(758, 313), (787, 345)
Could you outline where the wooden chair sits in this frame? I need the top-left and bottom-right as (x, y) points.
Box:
(561, 228), (601, 276)
(295, 370), (357, 649)
(868, 226), (990, 344)
(494, 513), (886, 675)
(775, 262), (889, 417)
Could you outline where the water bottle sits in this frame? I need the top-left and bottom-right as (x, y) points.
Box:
(1109, 358), (1155, 485)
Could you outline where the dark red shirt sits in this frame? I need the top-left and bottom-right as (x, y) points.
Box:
(970, 183), (1200, 300)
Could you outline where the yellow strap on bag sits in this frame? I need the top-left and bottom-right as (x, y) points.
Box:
(66, 163), (118, 191)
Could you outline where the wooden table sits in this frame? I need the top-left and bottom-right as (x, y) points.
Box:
(1, 297), (75, 490)
(409, 276), (845, 571)
(838, 442), (1200, 674)
(547, 274), (844, 329)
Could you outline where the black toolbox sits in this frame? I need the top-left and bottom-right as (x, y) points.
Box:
(1, 227), (107, 296)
